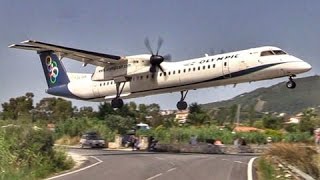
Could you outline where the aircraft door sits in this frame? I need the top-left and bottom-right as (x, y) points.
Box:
(222, 59), (231, 78)
(92, 82), (100, 97)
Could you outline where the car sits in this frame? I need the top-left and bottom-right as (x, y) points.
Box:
(79, 132), (105, 148)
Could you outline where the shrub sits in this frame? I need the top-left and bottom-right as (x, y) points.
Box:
(266, 143), (320, 179)
(0, 125), (73, 179)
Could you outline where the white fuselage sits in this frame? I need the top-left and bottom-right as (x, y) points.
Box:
(57, 46), (311, 102)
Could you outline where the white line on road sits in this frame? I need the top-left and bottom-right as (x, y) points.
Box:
(247, 157), (258, 180)
(146, 173), (163, 180)
(234, 161), (244, 164)
(155, 157), (165, 160)
(167, 168), (177, 172)
(46, 156), (103, 180)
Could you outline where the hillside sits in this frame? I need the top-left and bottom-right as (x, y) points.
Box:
(202, 75), (320, 114)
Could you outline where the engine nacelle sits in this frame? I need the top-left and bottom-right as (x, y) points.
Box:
(91, 54), (151, 81)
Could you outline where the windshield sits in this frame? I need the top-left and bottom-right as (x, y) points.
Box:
(260, 51), (274, 56)
(260, 50), (287, 56)
(273, 50), (287, 55)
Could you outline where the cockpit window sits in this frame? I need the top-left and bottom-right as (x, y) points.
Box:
(260, 51), (274, 56)
(272, 50), (287, 55)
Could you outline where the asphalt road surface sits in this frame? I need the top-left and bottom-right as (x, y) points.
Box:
(50, 148), (257, 180)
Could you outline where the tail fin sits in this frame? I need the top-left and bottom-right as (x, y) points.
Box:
(39, 51), (70, 88)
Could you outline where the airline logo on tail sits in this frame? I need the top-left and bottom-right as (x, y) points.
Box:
(46, 56), (59, 84)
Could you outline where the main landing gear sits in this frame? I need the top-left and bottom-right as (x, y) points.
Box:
(177, 90), (188, 110)
(111, 82), (126, 109)
(286, 75), (296, 89)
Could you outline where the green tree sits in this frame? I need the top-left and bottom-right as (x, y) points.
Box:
(1, 92), (34, 120)
(75, 106), (97, 118)
(262, 114), (283, 130)
(189, 103), (202, 114)
(299, 108), (316, 134)
(35, 97), (74, 122)
(98, 102), (115, 119)
(104, 115), (135, 134)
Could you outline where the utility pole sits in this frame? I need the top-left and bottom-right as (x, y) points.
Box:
(236, 104), (241, 126)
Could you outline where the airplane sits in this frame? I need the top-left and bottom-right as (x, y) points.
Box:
(9, 39), (312, 110)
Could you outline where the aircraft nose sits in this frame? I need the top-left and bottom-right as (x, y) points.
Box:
(301, 61), (312, 72)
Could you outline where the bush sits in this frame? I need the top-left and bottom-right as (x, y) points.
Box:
(0, 125), (73, 179)
(283, 132), (312, 143)
(266, 143), (320, 179)
(54, 117), (116, 142)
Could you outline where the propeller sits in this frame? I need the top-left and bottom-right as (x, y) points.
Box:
(144, 37), (171, 73)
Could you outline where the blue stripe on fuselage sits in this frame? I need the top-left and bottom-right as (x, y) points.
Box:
(46, 84), (80, 99)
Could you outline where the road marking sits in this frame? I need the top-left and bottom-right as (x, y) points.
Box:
(155, 157), (165, 160)
(46, 156), (103, 180)
(167, 168), (176, 172)
(234, 160), (244, 164)
(146, 173), (163, 180)
(247, 157), (258, 180)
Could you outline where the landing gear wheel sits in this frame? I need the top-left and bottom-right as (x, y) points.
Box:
(176, 90), (189, 110)
(111, 98), (124, 108)
(177, 101), (188, 110)
(286, 80), (296, 89)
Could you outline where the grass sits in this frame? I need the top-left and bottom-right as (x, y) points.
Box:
(257, 157), (276, 180)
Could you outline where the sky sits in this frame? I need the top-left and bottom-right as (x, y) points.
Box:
(0, 1), (320, 110)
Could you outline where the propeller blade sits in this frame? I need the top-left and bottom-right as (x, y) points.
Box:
(158, 64), (165, 73)
(156, 37), (163, 55)
(163, 54), (172, 61)
(144, 38), (154, 55)
(149, 65), (157, 73)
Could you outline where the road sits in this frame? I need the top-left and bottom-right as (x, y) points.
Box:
(50, 148), (257, 180)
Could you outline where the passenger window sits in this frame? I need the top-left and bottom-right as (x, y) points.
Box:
(260, 51), (274, 56)
(146, 75), (149, 79)
(184, 69), (186, 73)
(173, 71), (175, 74)
(160, 73), (162, 77)
(203, 66), (205, 70)
(208, 65), (210, 69)
(164, 72), (167, 76)
(178, 70), (181, 74)
(168, 72), (171, 75)
(213, 64), (215, 68)
(151, 74), (154, 79)
(193, 67), (196, 71)
(198, 67), (200, 70)
(224, 62), (227, 66)
(189, 68), (191, 72)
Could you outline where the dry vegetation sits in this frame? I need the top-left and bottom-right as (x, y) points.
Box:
(266, 143), (320, 179)
(55, 135), (81, 145)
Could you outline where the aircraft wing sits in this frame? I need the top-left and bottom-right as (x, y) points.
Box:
(9, 40), (127, 67)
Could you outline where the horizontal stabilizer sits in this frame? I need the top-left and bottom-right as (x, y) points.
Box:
(8, 44), (45, 51)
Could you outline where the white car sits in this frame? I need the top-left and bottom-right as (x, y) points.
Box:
(80, 132), (105, 148)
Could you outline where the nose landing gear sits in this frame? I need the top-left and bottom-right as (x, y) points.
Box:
(177, 90), (188, 110)
(286, 75), (296, 89)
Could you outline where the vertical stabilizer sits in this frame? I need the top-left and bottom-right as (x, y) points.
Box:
(38, 51), (70, 88)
